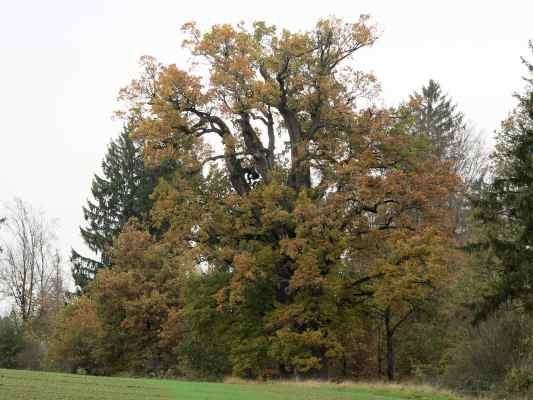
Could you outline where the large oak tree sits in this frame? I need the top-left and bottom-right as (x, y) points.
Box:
(81, 17), (460, 378)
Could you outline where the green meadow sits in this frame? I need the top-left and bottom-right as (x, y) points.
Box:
(0, 369), (461, 400)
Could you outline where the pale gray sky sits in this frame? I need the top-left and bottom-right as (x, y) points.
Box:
(0, 0), (531, 272)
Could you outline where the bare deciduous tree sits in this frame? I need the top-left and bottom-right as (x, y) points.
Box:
(450, 124), (489, 189)
(0, 198), (62, 322)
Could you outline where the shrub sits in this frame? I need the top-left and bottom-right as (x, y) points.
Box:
(0, 314), (25, 368)
(48, 296), (105, 374)
(443, 307), (532, 397)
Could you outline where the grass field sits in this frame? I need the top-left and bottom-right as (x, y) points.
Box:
(0, 369), (462, 400)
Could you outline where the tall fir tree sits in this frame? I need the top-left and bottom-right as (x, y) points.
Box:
(410, 80), (487, 186)
(71, 123), (174, 291)
(410, 79), (466, 160)
(472, 42), (533, 318)
(410, 79), (489, 243)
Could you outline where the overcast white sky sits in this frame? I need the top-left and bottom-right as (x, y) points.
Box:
(0, 0), (531, 280)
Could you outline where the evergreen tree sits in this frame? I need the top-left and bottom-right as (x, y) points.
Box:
(411, 79), (466, 160)
(472, 43), (533, 318)
(410, 80), (488, 243)
(410, 80), (487, 186)
(71, 123), (174, 291)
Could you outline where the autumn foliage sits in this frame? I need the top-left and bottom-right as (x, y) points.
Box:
(50, 17), (462, 380)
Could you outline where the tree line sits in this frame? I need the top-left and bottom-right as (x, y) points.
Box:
(1, 17), (532, 399)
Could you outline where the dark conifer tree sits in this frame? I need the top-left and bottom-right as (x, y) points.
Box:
(410, 80), (488, 186)
(472, 43), (533, 317)
(410, 79), (466, 160)
(71, 123), (174, 291)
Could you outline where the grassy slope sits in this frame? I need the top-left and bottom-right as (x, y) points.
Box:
(0, 369), (461, 400)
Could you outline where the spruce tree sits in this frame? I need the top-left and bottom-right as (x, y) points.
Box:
(410, 79), (466, 160)
(410, 80), (487, 186)
(473, 43), (533, 317)
(71, 123), (174, 291)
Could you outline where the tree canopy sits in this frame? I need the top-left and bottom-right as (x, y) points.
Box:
(94, 17), (461, 378)
(3, 16), (533, 396)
